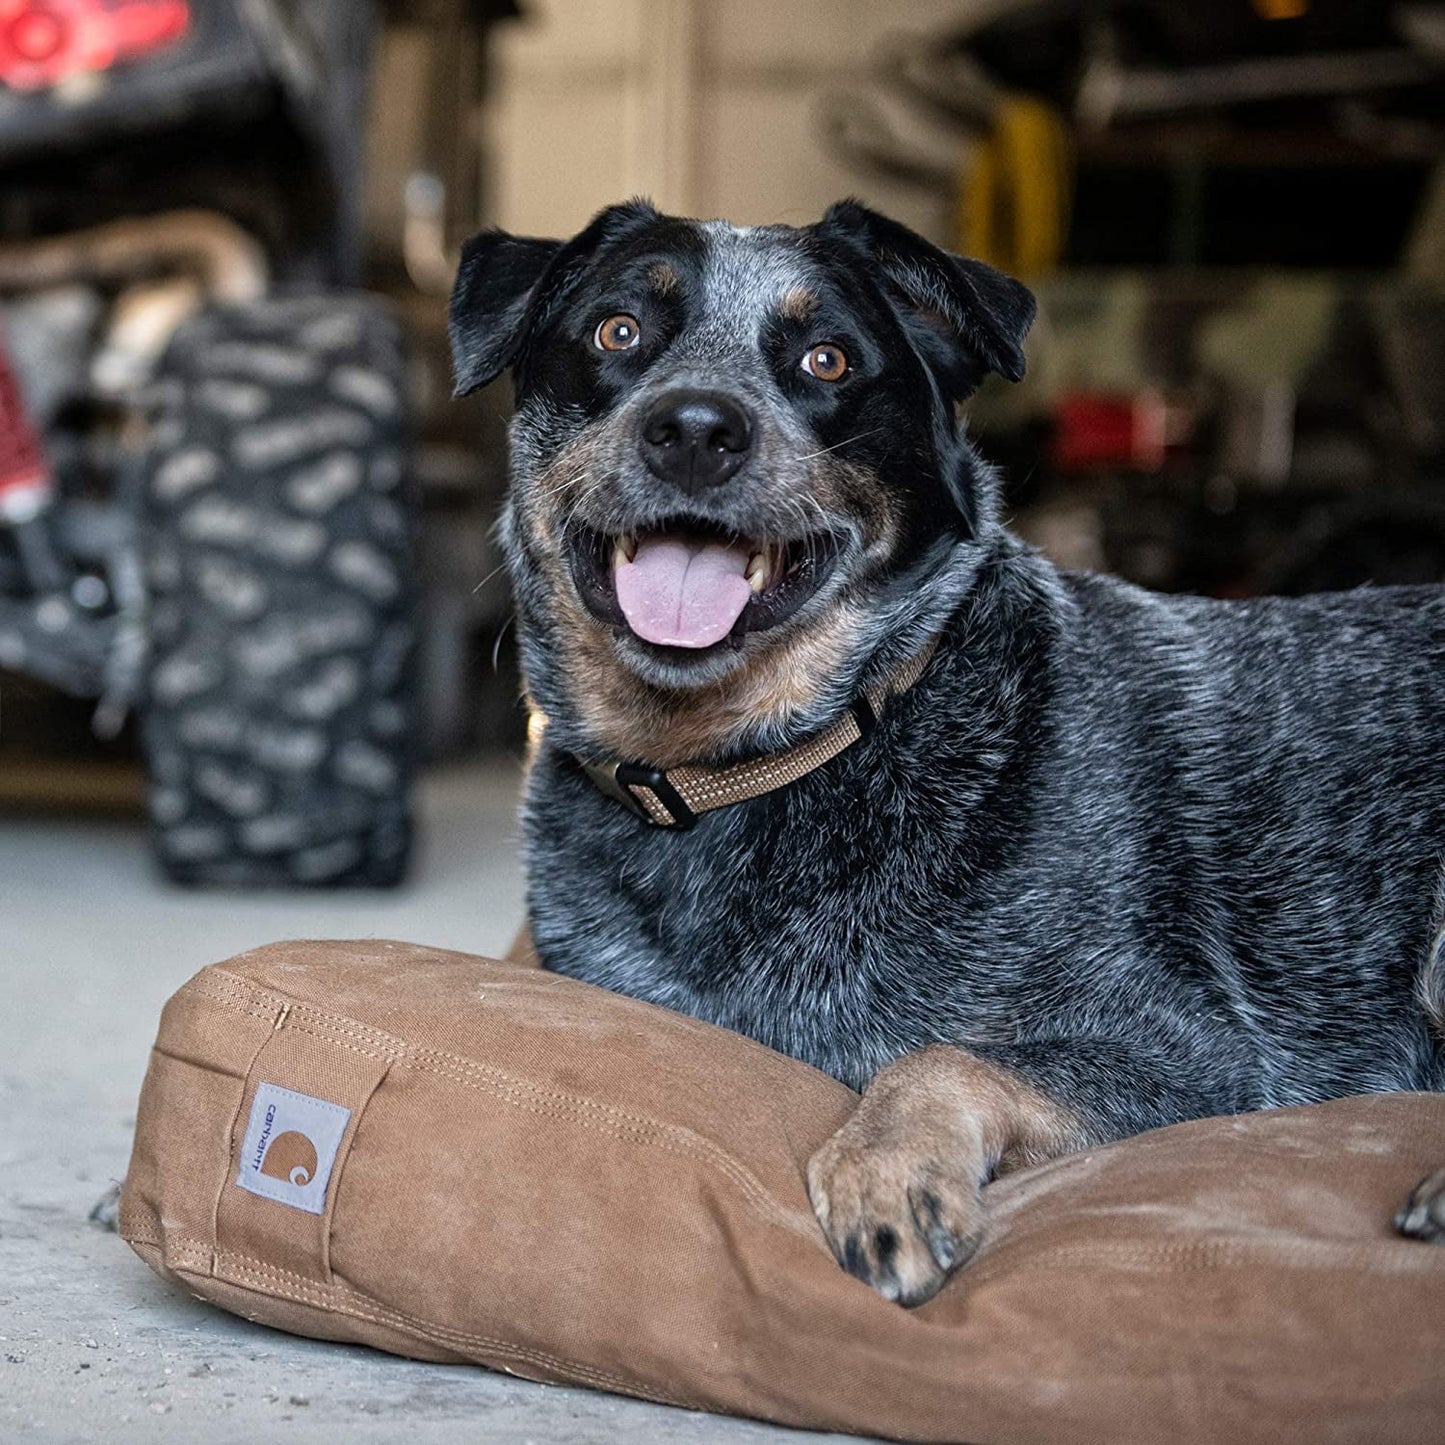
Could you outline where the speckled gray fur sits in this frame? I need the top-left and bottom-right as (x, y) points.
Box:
(527, 552), (1445, 1133)
(453, 202), (1445, 1147)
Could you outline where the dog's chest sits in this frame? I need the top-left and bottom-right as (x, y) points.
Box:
(524, 758), (1000, 1086)
(534, 858), (913, 1083)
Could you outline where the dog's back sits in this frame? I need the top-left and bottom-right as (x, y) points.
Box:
(1042, 569), (1445, 1104)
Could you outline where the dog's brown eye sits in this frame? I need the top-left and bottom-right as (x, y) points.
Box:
(802, 342), (848, 382)
(595, 314), (641, 352)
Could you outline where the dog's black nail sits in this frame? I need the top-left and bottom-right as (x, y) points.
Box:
(909, 1187), (961, 1271)
(914, 1189), (942, 1227)
(926, 1226), (957, 1270)
(842, 1232), (870, 1282)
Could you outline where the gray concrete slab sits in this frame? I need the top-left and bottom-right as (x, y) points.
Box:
(0, 764), (856, 1444)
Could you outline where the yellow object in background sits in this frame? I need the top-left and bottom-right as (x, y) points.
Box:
(1252, 0), (1309, 18)
(957, 96), (1071, 279)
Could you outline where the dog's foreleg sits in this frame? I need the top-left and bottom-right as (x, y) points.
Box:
(806, 1038), (1230, 1305)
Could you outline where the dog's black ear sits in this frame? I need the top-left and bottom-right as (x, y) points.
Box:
(449, 198), (661, 396)
(449, 233), (562, 396)
(821, 198), (1035, 400)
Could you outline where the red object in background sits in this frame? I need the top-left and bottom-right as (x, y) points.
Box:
(0, 327), (53, 522)
(1052, 390), (1169, 473)
(0, 0), (189, 91)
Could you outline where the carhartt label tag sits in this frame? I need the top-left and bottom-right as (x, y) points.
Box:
(236, 1082), (351, 1215)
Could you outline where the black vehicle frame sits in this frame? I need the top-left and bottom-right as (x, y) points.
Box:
(0, 0), (417, 886)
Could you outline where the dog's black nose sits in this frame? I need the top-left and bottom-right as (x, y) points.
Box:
(639, 390), (753, 491)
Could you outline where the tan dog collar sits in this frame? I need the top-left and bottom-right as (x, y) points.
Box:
(559, 635), (940, 830)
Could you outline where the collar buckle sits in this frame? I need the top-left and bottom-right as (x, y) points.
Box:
(582, 761), (698, 830)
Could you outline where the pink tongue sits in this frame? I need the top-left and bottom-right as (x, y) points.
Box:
(614, 535), (754, 648)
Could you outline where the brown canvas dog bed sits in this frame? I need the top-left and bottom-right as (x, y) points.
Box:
(119, 939), (1445, 1444)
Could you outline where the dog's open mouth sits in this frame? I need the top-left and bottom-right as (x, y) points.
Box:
(569, 519), (843, 650)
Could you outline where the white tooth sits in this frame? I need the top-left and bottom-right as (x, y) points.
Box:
(747, 552), (767, 593)
(613, 538), (630, 571)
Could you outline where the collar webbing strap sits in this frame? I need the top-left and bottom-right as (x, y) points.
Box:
(576, 635), (939, 829)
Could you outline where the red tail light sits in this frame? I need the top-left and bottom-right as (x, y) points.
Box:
(0, 0), (189, 91)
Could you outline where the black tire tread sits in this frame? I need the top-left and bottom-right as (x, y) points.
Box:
(140, 295), (415, 887)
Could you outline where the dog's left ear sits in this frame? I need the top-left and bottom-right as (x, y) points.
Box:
(821, 199), (1035, 401)
(450, 198), (661, 396)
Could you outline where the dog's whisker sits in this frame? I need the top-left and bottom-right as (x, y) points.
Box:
(556, 473), (613, 536)
(534, 465), (592, 504)
(471, 560), (512, 596)
(794, 428), (884, 463)
(540, 464), (608, 536)
(490, 613), (514, 673)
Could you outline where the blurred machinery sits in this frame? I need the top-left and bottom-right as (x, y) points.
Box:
(0, 0), (417, 884)
(369, 0), (518, 759)
(824, 0), (1445, 597)
(6, 0), (1442, 833)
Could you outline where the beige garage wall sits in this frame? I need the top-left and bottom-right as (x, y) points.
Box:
(483, 0), (988, 243)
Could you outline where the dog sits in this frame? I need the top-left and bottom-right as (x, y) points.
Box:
(449, 198), (1445, 1306)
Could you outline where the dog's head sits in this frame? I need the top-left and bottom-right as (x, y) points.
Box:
(451, 199), (1034, 765)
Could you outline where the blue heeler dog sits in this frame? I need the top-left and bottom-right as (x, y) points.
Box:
(449, 198), (1445, 1305)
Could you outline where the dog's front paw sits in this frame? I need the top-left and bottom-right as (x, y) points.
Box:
(806, 1117), (983, 1307)
(1396, 1166), (1445, 1242)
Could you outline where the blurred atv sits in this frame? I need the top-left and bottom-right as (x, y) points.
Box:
(0, 0), (416, 886)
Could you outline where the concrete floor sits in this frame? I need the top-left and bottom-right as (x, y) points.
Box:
(1, 763), (854, 1444)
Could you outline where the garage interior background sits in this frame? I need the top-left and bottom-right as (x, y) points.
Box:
(2, 0), (1442, 836)
(1, 6), (1442, 1434)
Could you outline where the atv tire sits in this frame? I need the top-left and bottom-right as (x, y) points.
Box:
(139, 296), (415, 887)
